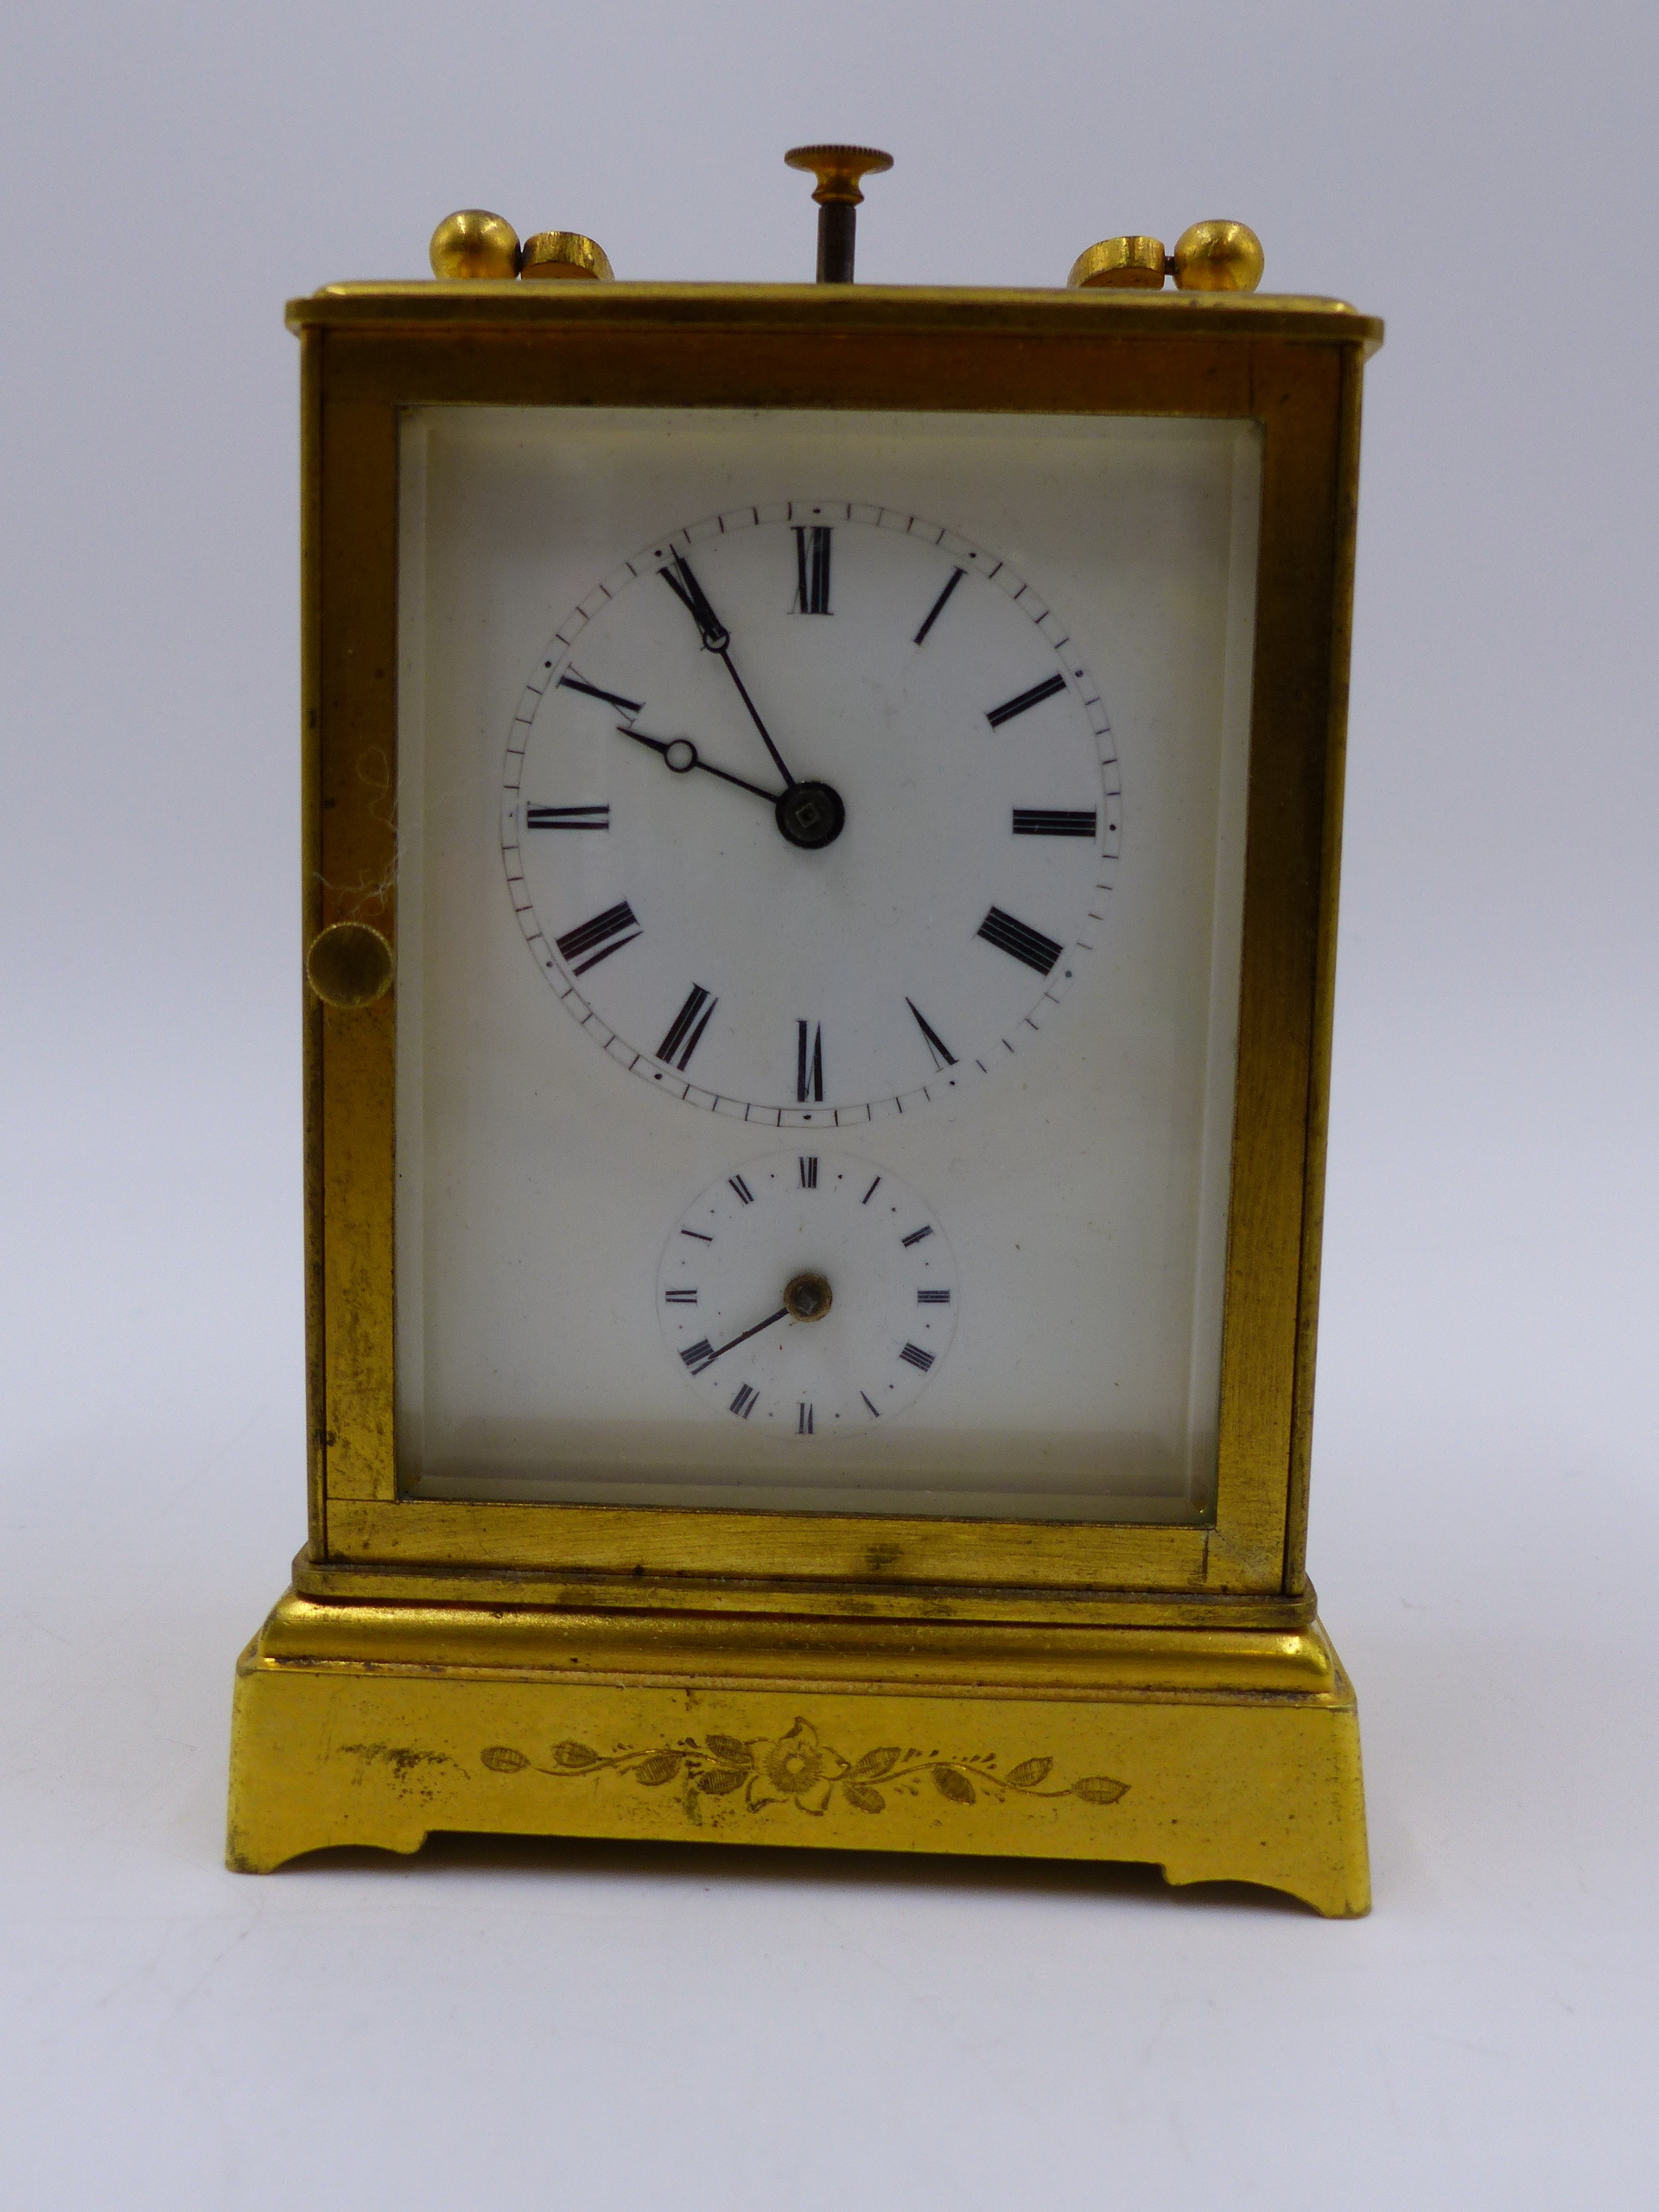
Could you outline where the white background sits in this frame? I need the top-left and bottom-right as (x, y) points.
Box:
(2, 3), (1656, 2206)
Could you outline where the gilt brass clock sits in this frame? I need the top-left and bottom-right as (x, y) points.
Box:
(228, 154), (1381, 1914)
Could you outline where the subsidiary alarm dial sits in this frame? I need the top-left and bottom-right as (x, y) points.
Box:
(658, 1151), (959, 1431)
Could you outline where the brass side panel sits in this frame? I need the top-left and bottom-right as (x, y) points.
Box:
(300, 327), (327, 1545)
(315, 393), (399, 1504)
(1214, 341), (1344, 1580)
(227, 1591), (1370, 1918)
(1284, 343), (1365, 1592)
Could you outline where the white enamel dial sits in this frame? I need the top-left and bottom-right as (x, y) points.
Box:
(502, 502), (1121, 1124)
(658, 1151), (958, 1431)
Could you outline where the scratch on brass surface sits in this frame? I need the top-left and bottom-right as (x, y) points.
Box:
(337, 1740), (461, 1802)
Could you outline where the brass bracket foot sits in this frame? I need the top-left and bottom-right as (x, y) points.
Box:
(227, 1591), (1370, 1916)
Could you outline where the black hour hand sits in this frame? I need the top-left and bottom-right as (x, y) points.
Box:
(615, 725), (782, 805)
(659, 551), (731, 652)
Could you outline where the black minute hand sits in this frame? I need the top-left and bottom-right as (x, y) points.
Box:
(659, 550), (799, 791)
(659, 550), (729, 651)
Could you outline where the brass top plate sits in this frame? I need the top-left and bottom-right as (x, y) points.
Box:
(289, 281), (1380, 353)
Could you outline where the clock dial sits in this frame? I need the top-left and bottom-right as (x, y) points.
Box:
(658, 1152), (959, 1429)
(403, 404), (1261, 1521)
(502, 504), (1121, 1123)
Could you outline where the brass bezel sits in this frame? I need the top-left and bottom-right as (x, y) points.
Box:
(294, 281), (1378, 1619)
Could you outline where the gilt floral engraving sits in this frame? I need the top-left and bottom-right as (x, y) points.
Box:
(480, 1719), (1128, 1826)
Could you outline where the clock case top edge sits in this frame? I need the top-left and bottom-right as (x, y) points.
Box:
(289, 282), (1382, 357)
(299, 283), (1376, 1623)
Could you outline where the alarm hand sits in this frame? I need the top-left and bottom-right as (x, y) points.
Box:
(659, 550), (801, 791)
(614, 725), (785, 805)
(700, 1306), (791, 1368)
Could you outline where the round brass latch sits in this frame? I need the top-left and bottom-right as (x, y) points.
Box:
(1171, 220), (1264, 293)
(429, 209), (521, 280)
(306, 922), (393, 1008)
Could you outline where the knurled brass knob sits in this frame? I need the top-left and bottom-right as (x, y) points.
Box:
(783, 144), (893, 285)
(429, 209), (520, 280)
(783, 144), (893, 204)
(1066, 220), (1264, 295)
(520, 230), (614, 282)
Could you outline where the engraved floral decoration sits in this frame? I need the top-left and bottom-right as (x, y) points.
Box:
(480, 1719), (1127, 1827)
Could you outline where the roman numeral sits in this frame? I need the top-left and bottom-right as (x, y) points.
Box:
(658, 983), (718, 1071)
(681, 1227), (713, 1243)
(861, 1392), (880, 1418)
(558, 672), (644, 717)
(730, 1384), (758, 1420)
(912, 567), (965, 645)
(917, 1288), (951, 1304)
(1012, 808), (1096, 837)
(659, 551), (729, 651)
(681, 1339), (716, 1373)
(906, 997), (956, 1071)
(901, 1224), (933, 1248)
(899, 1343), (936, 1373)
(664, 1287), (699, 1304)
(796, 1020), (824, 1102)
(977, 906), (1064, 975)
(799, 1156), (818, 1189)
(986, 671), (1066, 728)
(729, 1174), (754, 1205)
(793, 526), (832, 614)
(526, 804), (609, 830)
(798, 1402), (815, 1434)
(861, 1176), (881, 1205)
(556, 900), (641, 976)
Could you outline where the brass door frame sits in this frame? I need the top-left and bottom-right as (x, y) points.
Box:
(294, 282), (1378, 1607)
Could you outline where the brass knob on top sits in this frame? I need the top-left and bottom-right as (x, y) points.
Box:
(1069, 235), (1167, 289)
(429, 209), (520, 280)
(783, 143), (893, 204)
(307, 923), (393, 1009)
(1172, 219), (1264, 293)
(520, 230), (614, 282)
(1066, 219), (1264, 295)
(784, 144), (893, 283)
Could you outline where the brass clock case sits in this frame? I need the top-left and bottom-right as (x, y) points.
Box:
(232, 274), (1382, 1913)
